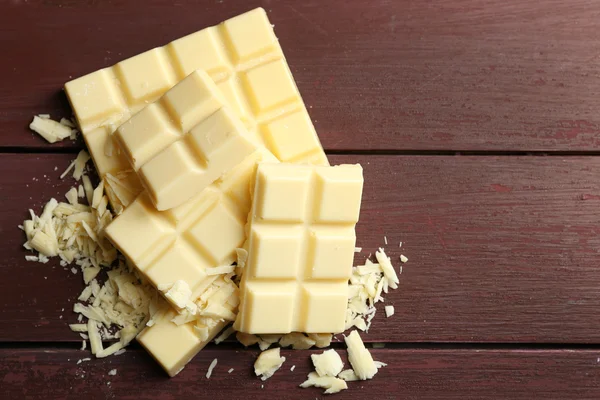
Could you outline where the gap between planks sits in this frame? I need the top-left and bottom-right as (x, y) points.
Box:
(4, 341), (600, 351)
(6, 146), (600, 156)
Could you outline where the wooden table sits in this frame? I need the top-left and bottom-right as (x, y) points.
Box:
(2, 0), (600, 398)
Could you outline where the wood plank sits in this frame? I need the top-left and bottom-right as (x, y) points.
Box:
(3, 0), (600, 151)
(2, 154), (600, 342)
(2, 347), (600, 399)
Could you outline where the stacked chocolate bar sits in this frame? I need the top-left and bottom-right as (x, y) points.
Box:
(65, 8), (363, 377)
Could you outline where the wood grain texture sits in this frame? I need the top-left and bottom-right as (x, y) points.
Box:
(2, 347), (600, 399)
(3, 154), (600, 343)
(3, 1), (600, 398)
(2, 0), (600, 151)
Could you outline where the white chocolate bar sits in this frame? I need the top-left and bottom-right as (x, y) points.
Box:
(115, 70), (258, 210)
(234, 163), (364, 334)
(65, 8), (328, 209)
(137, 276), (238, 377)
(105, 149), (277, 310)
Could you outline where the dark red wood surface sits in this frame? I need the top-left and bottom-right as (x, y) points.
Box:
(3, 0), (600, 151)
(3, 154), (600, 344)
(3, 347), (600, 400)
(2, 0), (600, 398)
